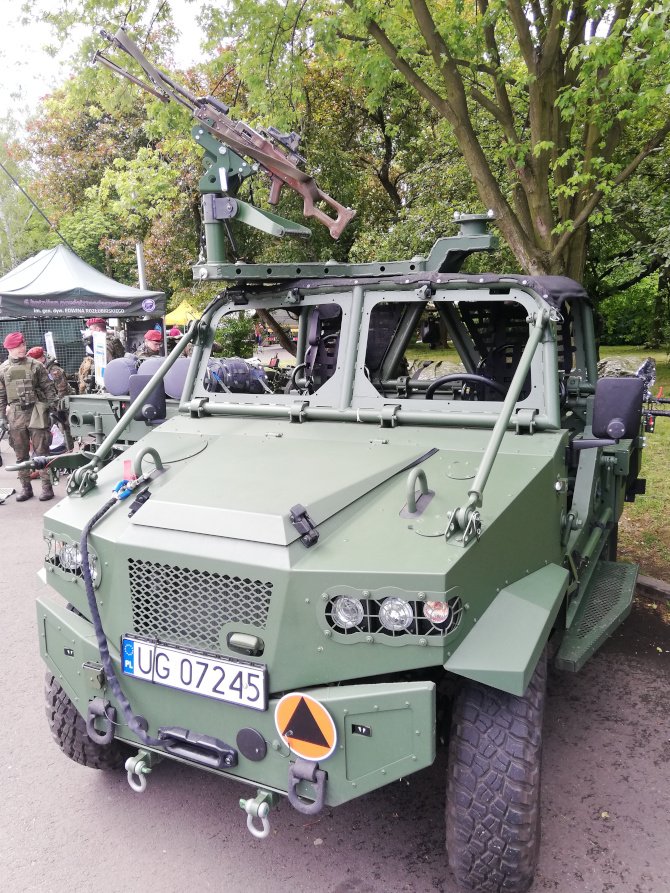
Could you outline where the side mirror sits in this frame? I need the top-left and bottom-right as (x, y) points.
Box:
(573, 377), (644, 451)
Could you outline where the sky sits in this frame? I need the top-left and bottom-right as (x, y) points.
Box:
(0, 0), (204, 125)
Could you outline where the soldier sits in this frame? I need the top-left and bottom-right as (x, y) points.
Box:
(77, 318), (125, 393)
(0, 332), (58, 501)
(135, 329), (163, 361)
(166, 326), (182, 353)
(27, 346), (74, 451)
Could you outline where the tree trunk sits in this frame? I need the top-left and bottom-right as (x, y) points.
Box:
(647, 267), (669, 350)
(257, 308), (297, 356)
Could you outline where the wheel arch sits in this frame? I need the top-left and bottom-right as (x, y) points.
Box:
(444, 563), (568, 695)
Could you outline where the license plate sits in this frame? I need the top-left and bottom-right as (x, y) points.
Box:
(121, 636), (267, 711)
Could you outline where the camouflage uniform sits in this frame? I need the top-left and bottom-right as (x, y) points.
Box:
(0, 357), (58, 492)
(46, 359), (74, 450)
(135, 347), (161, 362)
(77, 332), (126, 393)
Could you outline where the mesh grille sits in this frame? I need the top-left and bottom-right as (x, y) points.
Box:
(128, 558), (273, 652)
(0, 319), (85, 375)
(575, 564), (631, 639)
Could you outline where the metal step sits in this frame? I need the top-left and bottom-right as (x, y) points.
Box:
(555, 560), (638, 672)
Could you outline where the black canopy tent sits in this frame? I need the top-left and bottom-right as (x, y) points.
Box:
(0, 245), (165, 374)
(0, 244), (165, 318)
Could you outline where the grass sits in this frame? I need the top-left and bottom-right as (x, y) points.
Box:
(600, 348), (670, 581)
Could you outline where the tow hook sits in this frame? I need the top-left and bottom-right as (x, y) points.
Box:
(124, 749), (161, 793)
(86, 697), (116, 745)
(287, 758), (327, 816)
(239, 790), (280, 839)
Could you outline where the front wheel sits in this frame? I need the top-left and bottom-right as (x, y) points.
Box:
(45, 672), (130, 770)
(446, 651), (546, 892)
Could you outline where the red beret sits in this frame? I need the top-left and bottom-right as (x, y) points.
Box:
(3, 332), (25, 349)
(145, 329), (163, 342)
(27, 346), (45, 359)
(168, 327), (182, 337)
(86, 317), (107, 327)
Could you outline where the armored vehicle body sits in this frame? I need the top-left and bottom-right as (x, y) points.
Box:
(32, 27), (665, 893)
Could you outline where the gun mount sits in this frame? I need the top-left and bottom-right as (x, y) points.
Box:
(94, 27), (356, 253)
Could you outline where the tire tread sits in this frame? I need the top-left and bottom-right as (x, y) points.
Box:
(446, 653), (546, 893)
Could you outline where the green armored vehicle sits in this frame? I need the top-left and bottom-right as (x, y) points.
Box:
(32, 28), (665, 893)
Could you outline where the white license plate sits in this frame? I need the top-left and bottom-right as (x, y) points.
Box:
(121, 636), (267, 711)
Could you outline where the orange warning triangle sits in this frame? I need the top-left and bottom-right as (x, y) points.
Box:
(275, 693), (337, 761)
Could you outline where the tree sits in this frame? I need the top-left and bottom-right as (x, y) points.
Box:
(0, 122), (53, 274)
(220, 0), (670, 280)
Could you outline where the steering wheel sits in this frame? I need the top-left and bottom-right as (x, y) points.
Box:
(425, 373), (508, 400)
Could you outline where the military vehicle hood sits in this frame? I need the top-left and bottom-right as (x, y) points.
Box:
(125, 426), (431, 546)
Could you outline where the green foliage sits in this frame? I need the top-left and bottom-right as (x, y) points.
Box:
(216, 313), (255, 358)
(0, 126), (53, 274)
(598, 282), (657, 345)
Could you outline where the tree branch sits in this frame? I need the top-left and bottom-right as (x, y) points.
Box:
(598, 257), (662, 298)
(552, 120), (670, 264)
(342, 0), (451, 118)
(469, 87), (519, 143)
(505, 0), (537, 71)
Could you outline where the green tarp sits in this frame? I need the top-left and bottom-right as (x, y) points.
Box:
(0, 244), (165, 318)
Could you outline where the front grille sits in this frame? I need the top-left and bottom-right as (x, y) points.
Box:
(128, 558), (273, 653)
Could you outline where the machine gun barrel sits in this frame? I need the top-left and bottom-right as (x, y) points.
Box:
(96, 27), (356, 239)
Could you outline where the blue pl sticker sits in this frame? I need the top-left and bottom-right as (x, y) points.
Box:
(123, 639), (135, 673)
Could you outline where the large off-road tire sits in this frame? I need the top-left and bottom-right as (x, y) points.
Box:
(446, 651), (547, 893)
(44, 672), (129, 770)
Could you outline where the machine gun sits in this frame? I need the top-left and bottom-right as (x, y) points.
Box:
(93, 27), (356, 249)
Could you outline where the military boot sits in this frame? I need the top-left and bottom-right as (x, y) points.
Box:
(39, 481), (54, 502)
(15, 481), (34, 502)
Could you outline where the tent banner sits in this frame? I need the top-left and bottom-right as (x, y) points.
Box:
(0, 291), (165, 318)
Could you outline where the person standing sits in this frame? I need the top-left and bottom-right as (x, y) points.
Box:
(77, 318), (125, 393)
(0, 332), (58, 501)
(135, 329), (163, 361)
(27, 346), (74, 451)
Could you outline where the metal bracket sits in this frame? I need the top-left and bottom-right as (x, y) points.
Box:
(380, 404), (400, 428)
(287, 758), (327, 816)
(289, 400), (309, 423)
(514, 408), (538, 434)
(189, 398), (210, 418)
(415, 283), (435, 300)
(444, 505), (482, 546)
(202, 193), (238, 222)
(396, 377), (410, 399)
(85, 697), (116, 745)
(289, 503), (319, 547)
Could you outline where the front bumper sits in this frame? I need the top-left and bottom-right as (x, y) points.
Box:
(38, 594), (436, 806)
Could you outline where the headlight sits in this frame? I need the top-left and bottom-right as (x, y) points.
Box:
(378, 597), (414, 631)
(54, 540), (100, 583)
(423, 600), (450, 624)
(331, 596), (365, 629)
(58, 543), (81, 572)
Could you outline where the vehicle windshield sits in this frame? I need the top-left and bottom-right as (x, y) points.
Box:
(187, 283), (556, 423)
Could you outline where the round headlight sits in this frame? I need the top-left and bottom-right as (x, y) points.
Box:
(57, 542), (99, 583)
(423, 600), (450, 624)
(331, 596), (364, 630)
(58, 543), (81, 572)
(379, 597), (414, 631)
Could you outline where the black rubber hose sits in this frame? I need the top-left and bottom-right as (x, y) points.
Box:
(79, 497), (163, 747)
